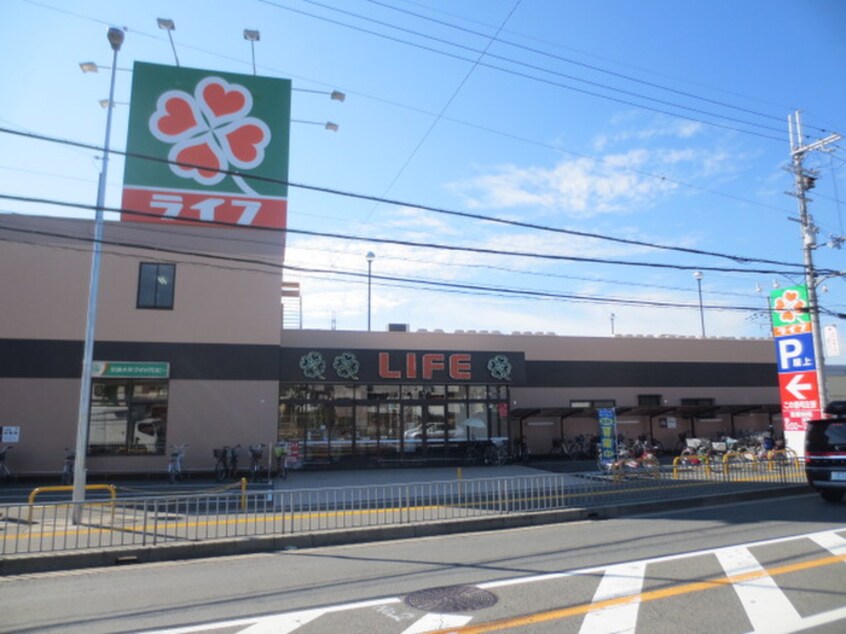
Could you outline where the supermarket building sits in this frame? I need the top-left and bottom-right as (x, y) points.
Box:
(0, 213), (789, 477)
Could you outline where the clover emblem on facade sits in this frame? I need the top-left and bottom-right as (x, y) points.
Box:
(299, 351), (326, 380)
(149, 76), (271, 193)
(487, 354), (512, 381)
(333, 352), (360, 380)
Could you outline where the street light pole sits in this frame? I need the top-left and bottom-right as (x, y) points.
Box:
(243, 29), (259, 75)
(366, 251), (375, 331)
(72, 27), (124, 524)
(693, 271), (705, 337)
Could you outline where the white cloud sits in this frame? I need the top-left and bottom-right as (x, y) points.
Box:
(450, 150), (680, 217)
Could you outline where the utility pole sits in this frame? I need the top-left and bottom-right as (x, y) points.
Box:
(787, 110), (841, 412)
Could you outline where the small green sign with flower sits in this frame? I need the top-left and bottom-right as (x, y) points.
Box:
(769, 285), (812, 336)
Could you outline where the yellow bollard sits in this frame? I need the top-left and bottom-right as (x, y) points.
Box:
(240, 477), (247, 510)
(456, 467), (463, 480)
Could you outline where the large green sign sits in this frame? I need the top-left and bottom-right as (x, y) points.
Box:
(121, 62), (291, 229)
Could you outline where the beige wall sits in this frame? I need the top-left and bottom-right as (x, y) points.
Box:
(0, 213), (284, 476)
(0, 214), (283, 345)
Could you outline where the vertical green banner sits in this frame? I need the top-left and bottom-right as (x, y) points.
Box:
(121, 62), (291, 229)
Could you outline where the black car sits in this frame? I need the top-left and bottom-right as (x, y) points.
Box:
(805, 401), (846, 502)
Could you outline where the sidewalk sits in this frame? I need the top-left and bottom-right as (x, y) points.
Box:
(0, 462), (810, 575)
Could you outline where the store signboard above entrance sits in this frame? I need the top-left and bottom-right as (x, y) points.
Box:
(280, 349), (525, 383)
(121, 62), (292, 229)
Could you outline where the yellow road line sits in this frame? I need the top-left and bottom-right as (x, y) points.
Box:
(427, 553), (846, 633)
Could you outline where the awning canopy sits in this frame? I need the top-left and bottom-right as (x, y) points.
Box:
(510, 403), (782, 421)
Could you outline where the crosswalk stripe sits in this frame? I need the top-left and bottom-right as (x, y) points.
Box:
(579, 561), (646, 634)
(810, 530), (846, 556)
(237, 608), (324, 633)
(401, 613), (474, 633)
(715, 546), (801, 632)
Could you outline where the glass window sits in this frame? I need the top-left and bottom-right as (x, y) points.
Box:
(447, 385), (466, 400)
(468, 385), (487, 400)
(89, 379), (168, 455)
(638, 394), (662, 407)
(403, 385), (424, 400)
(428, 385), (446, 400)
(807, 421), (846, 452)
(137, 263), (175, 309)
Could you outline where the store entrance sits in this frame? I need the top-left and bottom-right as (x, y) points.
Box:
(279, 382), (509, 468)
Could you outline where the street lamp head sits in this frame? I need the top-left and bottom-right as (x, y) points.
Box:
(325, 121), (339, 132)
(107, 27), (125, 52)
(693, 271), (703, 281)
(243, 29), (260, 41)
(366, 251), (376, 263)
(157, 18), (175, 31)
(79, 61), (99, 73)
(330, 90), (346, 102)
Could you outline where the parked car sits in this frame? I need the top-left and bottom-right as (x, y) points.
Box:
(404, 423), (458, 440)
(805, 401), (846, 502)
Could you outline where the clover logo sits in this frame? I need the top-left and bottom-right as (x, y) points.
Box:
(773, 289), (807, 324)
(149, 76), (271, 193)
(299, 351), (326, 380)
(487, 354), (512, 381)
(333, 352), (360, 380)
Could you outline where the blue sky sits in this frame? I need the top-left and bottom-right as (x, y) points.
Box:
(1, 0), (844, 358)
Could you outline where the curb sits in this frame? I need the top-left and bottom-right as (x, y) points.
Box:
(0, 484), (811, 575)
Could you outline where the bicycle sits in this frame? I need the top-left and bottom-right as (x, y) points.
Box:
(483, 441), (509, 466)
(61, 448), (75, 485)
(248, 444), (265, 482)
(273, 441), (289, 480)
(0, 445), (12, 483)
(167, 444), (188, 483)
(611, 446), (661, 481)
(214, 444), (240, 481)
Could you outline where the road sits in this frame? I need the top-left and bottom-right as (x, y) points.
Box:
(2, 492), (846, 633)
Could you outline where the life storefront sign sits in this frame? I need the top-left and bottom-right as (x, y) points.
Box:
(121, 62), (291, 229)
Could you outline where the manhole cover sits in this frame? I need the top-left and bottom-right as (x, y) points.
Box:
(405, 585), (498, 613)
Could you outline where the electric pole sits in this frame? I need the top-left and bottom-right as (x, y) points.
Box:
(787, 110), (841, 412)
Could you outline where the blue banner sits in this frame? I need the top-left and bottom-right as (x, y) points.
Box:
(597, 407), (618, 468)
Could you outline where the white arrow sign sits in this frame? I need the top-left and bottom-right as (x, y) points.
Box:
(786, 373), (813, 400)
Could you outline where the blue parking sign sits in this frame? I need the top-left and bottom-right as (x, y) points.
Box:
(775, 332), (817, 374)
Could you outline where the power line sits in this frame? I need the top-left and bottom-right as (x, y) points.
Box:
(362, 0), (829, 135)
(0, 193), (816, 277)
(0, 220), (766, 315)
(15, 0), (802, 216)
(0, 126), (811, 271)
(261, 0), (785, 141)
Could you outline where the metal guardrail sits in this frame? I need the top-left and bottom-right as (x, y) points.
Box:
(0, 462), (807, 557)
